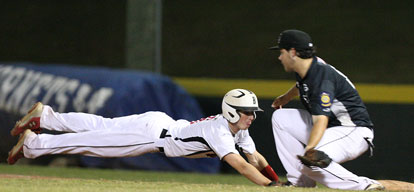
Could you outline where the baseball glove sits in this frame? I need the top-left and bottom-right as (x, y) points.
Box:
(297, 149), (332, 168)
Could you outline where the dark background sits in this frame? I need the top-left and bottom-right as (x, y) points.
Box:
(1, 0), (413, 83)
(1, 0), (413, 181)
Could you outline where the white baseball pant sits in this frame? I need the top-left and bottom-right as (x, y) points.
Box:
(272, 108), (379, 190)
(23, 105), (173, 159)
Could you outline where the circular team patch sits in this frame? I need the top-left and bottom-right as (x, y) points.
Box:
(320, 92), (332, 107)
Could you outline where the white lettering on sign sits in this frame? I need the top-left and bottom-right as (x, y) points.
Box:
(0, 65), (114, 114)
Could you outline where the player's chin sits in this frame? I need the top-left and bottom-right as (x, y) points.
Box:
(243, 124), (251, 130)
(284, 66), (292, 72)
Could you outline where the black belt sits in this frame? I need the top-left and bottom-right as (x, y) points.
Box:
(158, 129), (171, 153)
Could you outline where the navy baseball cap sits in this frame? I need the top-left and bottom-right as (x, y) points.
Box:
(269, 29), (314, 50)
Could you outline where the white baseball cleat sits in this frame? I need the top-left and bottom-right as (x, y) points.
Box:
(365, 183), (385, 191)
(7, 129), (35, 165)
(10, 102), (44, 136)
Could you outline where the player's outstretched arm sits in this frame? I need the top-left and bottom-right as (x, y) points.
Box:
(245, 151), (268, 169)
(245, 151), (279, 182)
(271, 85), (299, 109)
(223, 153), (274, 186)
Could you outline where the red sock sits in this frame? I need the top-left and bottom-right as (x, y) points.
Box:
(260, 165), (279, 182)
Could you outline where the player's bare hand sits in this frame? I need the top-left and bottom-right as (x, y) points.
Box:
(271, 95), (287, 109)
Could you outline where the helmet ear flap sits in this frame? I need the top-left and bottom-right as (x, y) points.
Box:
(222, 102), (240, 123)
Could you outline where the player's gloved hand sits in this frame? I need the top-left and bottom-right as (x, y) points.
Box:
(297, 148), (332, 168)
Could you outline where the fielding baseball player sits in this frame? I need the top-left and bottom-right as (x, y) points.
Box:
(8, 89), (280, 186)
(268, 29), (385, 190)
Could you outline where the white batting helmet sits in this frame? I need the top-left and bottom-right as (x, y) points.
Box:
(222, 89), (263, 123)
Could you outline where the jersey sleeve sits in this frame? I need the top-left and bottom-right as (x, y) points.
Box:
(203, 122), (239, 160)
(309, 77), (336, 116)
(236, 130), (256, 155)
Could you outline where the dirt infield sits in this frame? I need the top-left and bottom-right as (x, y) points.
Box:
(2, 174), (413, 191)
(378, 180), (414, 191)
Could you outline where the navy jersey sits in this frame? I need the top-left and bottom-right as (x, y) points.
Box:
(295, 57), (373, 128)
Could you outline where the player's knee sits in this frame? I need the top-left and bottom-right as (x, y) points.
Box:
(271, 109), (287, 130)
(272, 109), (300, 131)
(272, 109), (290, 122)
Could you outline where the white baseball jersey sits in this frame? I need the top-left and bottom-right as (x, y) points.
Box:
(22, 105), (255, 160)
(163, 114), (256, 159)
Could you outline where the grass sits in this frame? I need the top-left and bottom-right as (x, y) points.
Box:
(0, 164), (384, 192)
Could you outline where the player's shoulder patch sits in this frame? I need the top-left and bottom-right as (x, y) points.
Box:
(320, 92), (332, 108)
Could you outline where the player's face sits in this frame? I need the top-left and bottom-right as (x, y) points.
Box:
(278, 49), (294, 72)
(236, 111), (255, 130)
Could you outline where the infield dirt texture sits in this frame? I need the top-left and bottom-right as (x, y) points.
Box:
(0, 164), (407, 192)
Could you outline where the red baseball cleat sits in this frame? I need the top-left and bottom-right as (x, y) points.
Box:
(7, 129), (34, 165)
(10, 102), (44, 136)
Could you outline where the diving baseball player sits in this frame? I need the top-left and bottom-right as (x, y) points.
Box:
(8, 89), (280, 186)
(269, 29), (385, 190)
